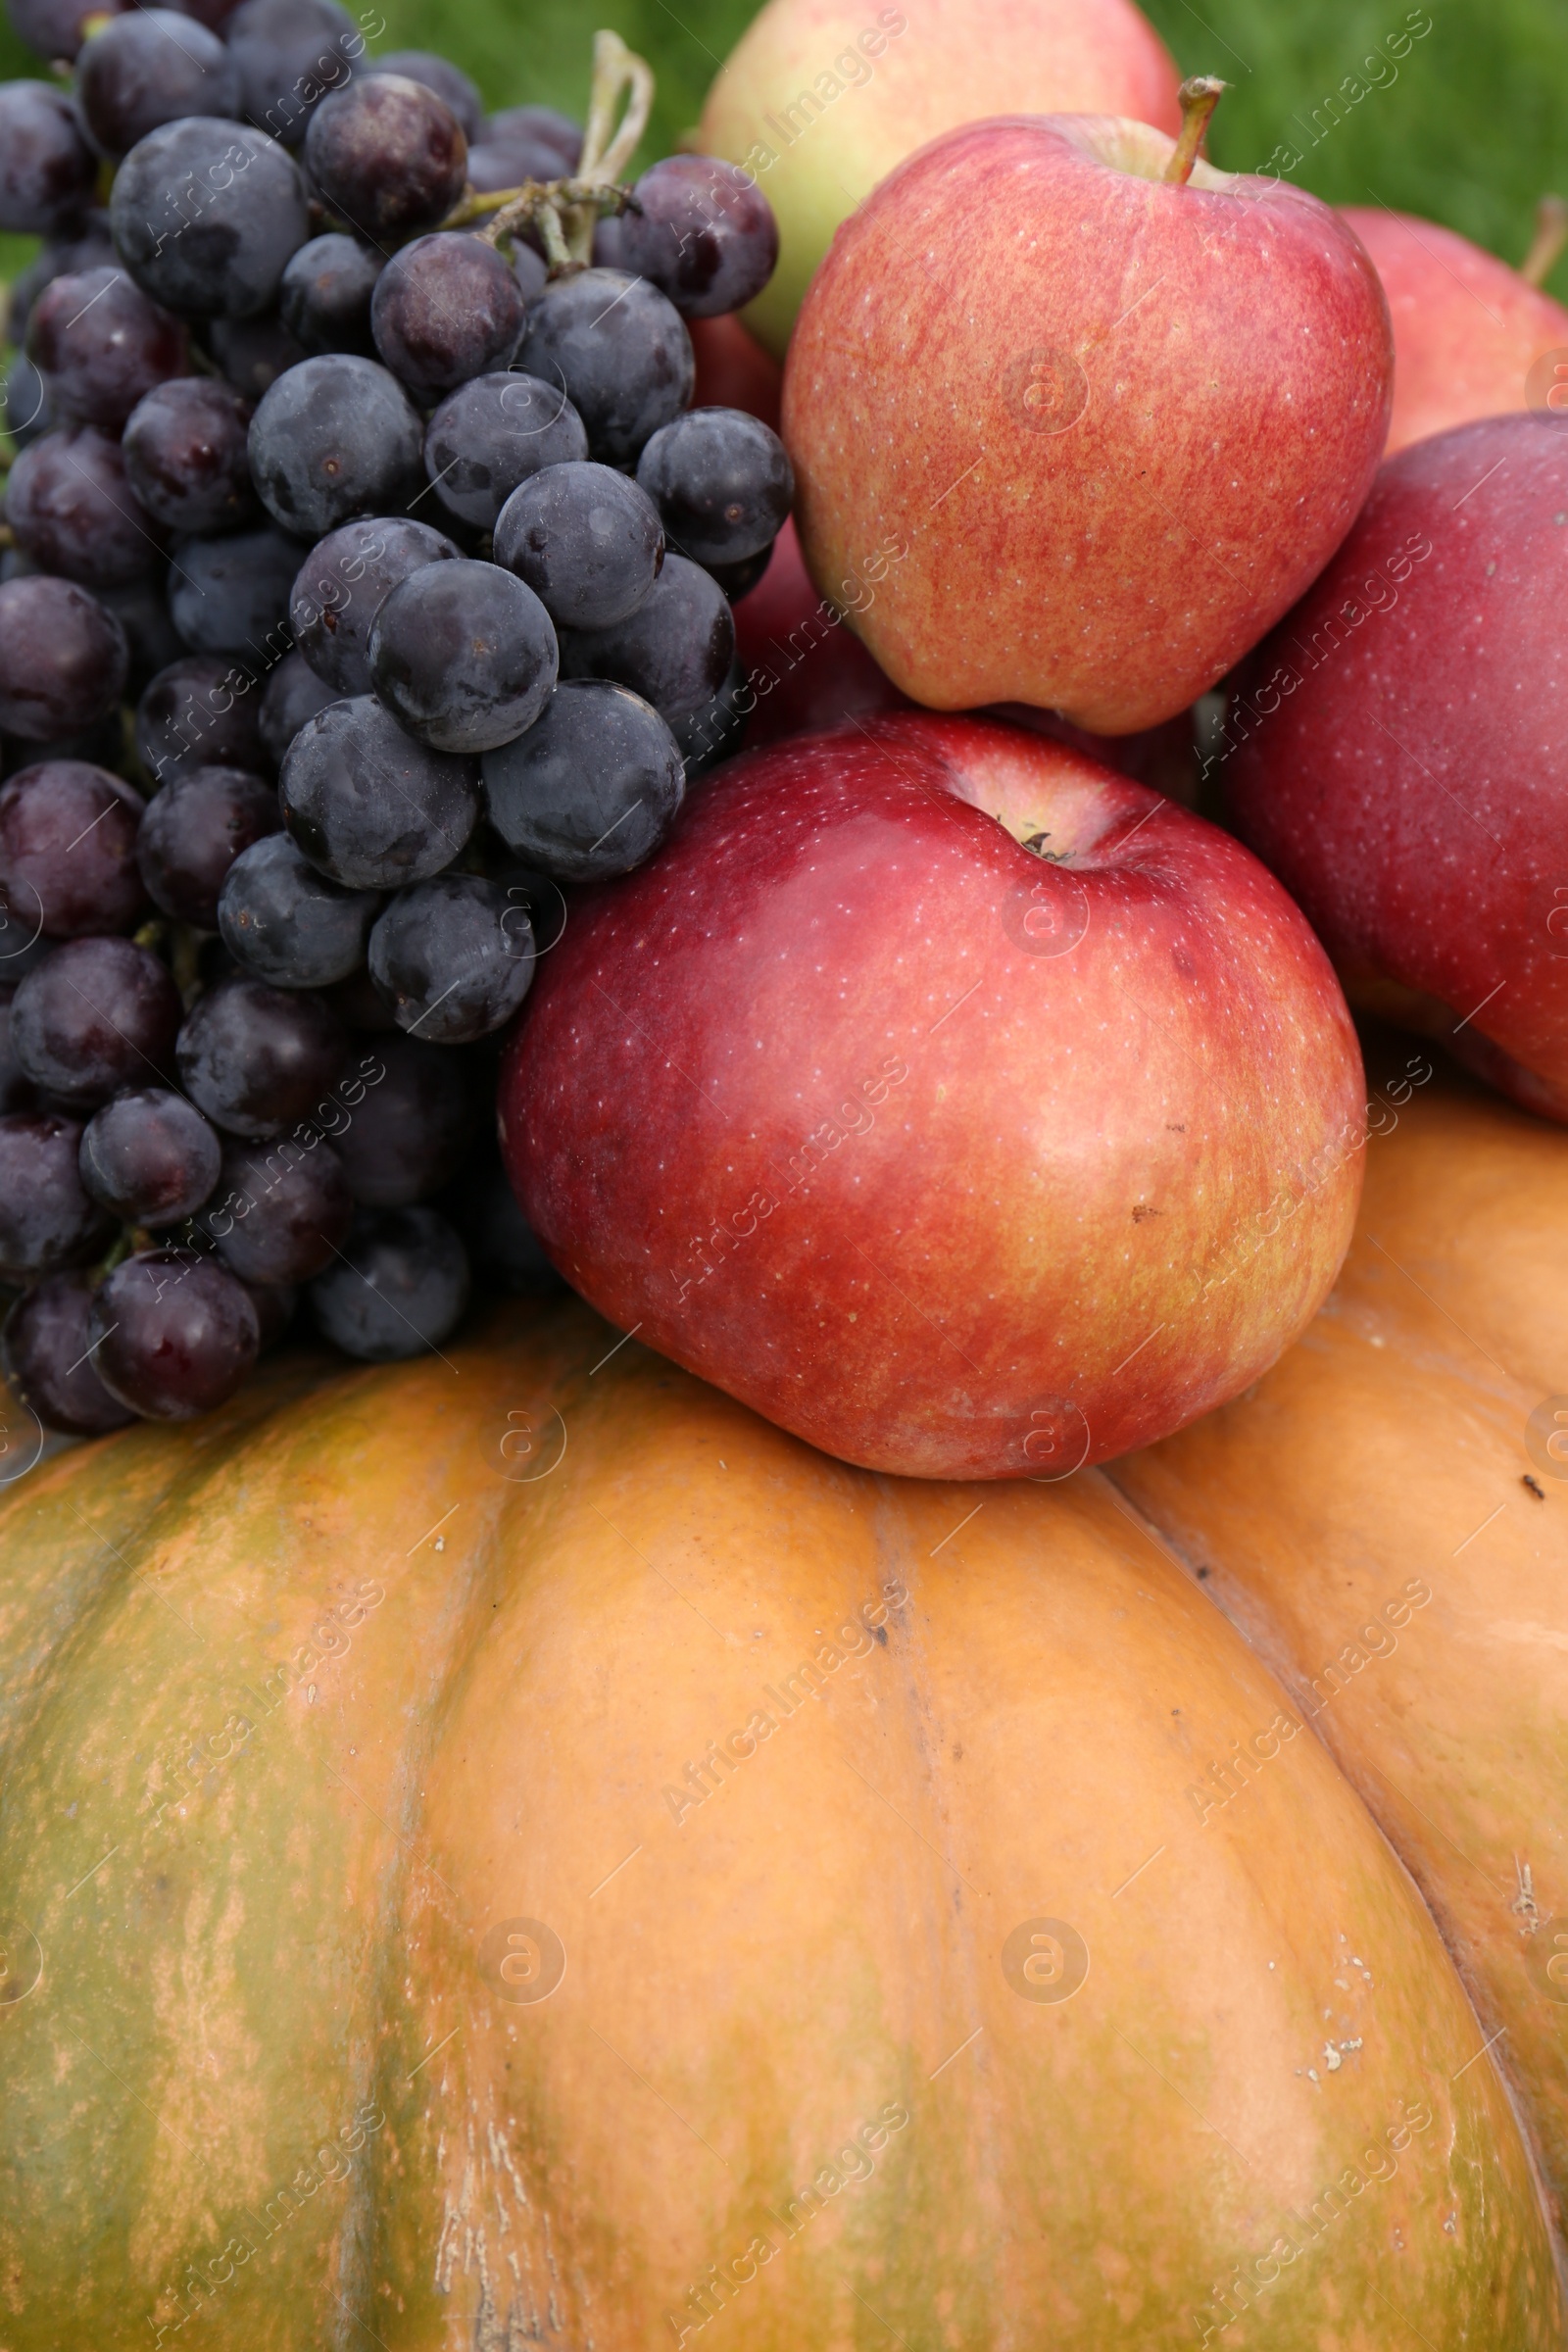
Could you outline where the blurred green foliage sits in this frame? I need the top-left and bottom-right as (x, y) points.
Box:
(3, 0), (1567, 297)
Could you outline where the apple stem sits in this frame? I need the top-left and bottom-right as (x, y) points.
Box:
(1521, 193), (1568, 287)
(1163, 76), (1226, 187)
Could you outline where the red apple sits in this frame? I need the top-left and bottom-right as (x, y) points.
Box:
(1224, 412), (1568, 1122)
(689, 312), (783, 433)
(783, 103), (1393, 733)
(501, 713), (1363, 1480)
(1342, 204), (1568, 456)
(733, 514), (912, 751)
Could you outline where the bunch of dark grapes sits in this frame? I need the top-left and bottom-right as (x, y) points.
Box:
(0, 11), (786, 1433)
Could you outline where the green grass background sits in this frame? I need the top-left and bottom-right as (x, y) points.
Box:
(3, 0), (1567, 298)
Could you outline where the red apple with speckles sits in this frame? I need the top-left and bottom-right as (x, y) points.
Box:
(1342, 205), (1568, 456)
(500, 712), (1364, 1480)
(1226, 411), (1568, 1123)
(783, 101), (1394, 733)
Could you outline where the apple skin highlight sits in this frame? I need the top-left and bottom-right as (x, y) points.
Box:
(501, 714), (1365, 1481)
(783, 113), (1394, 733)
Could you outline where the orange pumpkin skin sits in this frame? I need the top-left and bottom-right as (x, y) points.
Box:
(0, 1303), (1557, 2348)
(1117, 1052), (1568, 2245)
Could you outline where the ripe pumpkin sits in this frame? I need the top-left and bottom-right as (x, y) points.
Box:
(0, 1296), (1559, 2346)
(1116, 1048), (1568, 2247)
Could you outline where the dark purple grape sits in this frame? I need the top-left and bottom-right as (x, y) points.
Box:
(176, 972), (347, 1137)
(516, 270), (694, 468)
(218, 831), (379, 987)
(1, 351), (55, 449)
(368, 51), (482, 143)
(244, 1277), (296, 1350)
(420, 372), (589, 535)
(304, 74), (467, 244)
(0, 989), (39, 1112)
(0, 83), (97, 233)
(79, 1085), (221, 1221)
(368, 560), (557, 756)
(323, 965), (396, 1033)
(259, 649), (338, 766)
(327, 1030), (473, 1205)
(465, 136), (564, 197)
(90, 1246), (260, 1419)
(505, 240), (550, 319)
(483, 106), (580, 170)
(122, 376), (257, 536)
(136, 763), (281, 927)
(480, 680), (685, 882)
(621, 157), (779, 318)
(0, 1110), (112, 1278)
(370, 234), (525, 405)
(98, 575), (184, 697)
(0, 760), (147, 938)
(290, 516), (459, 698)
(2, 1274), (137, 1436)
(635, 408), (793, 567)
(0, 715), (122, 785)
(248, 355), (424, 541)
(368, 874), (532, 1043)
(443, 1150), (566, 1295)
(200, 1131), (353, 1282)
(76, 10), (239, 157)
(10, 936), (181, 1103)
(494, 462), (664, 632)
(279, 695), (478, 890)
(558, 553), (734, 727)
(8, 215), (115, 342)
(673, 658), (748, 781)
(590, 213), (626, 270)
(278, 232), (382, 357)
(224, 0), (358, 144)
(168, 0), (249, 28)
(0, 577), (129, 742)
(309, 1203), (468, 1359)
(169, 525), (303, 662)
(26, 266), (189, 429)
(136, 655), (268, 786)
(707, 543), (774, 602)
(6, 424), (163, 588)
(8, 0), (128, 62)
(110, 120), (309, 319)
(205, 309), (308, 399)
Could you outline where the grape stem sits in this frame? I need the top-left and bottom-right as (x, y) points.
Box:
(1164, 76), (1225, 186)
(92, 1230), (137, 1285)
(441, 29), (655, 275)
(1522, 193), (1568, 287)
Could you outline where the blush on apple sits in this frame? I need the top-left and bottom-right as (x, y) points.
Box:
(783, 94), (1394, 734)
(501, 713), (1364, 1481)
(1343, 201), (1568, 455)
(1224, 411), (1568, 1123)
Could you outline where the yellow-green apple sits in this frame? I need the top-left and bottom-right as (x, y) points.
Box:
(783, 103), (1394, 734)
(698, 0), (1181, 359)
(1224, 412), (1568, 1122)
(500, 713), (1364, 1480)
(1343, 202), (1568, 455)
